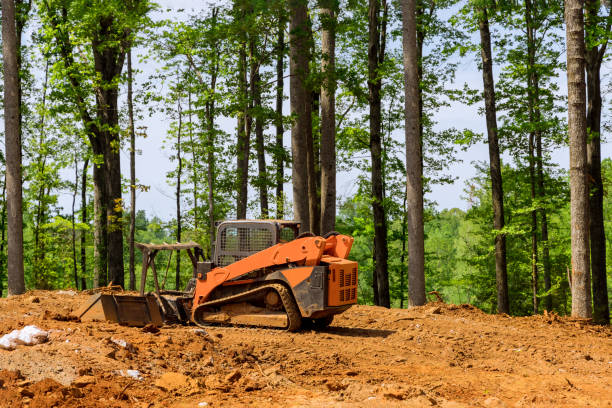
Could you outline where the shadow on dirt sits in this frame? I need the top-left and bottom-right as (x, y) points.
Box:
(324, 326), (395, 338)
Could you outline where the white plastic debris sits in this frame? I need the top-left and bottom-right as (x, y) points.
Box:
(126, 369), (142, 380)
(117, 369), (143, 380)
(198, 402), (209, 407)
(112, 338), (128, 348)
(57, 290), (77, 296)
(0, 325), (49, 350)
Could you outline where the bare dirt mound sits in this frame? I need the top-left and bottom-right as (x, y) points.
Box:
(0, 291), (610, 407)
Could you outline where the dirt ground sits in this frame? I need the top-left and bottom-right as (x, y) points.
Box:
(0, 291), (610, 408)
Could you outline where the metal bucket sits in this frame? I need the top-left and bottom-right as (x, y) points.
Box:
(75, 293), (163, 327)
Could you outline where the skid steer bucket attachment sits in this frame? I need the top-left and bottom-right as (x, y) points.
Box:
(75, 293), (163, 327)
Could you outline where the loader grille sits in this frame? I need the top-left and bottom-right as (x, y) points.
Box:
(327, 261), (358, 306)
(216, 225), (275, 267)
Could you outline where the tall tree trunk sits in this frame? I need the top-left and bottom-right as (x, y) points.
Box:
(369, 0), (390, 308)
(2, 0), (25, 296)
(565, 0), (592, 318)
(33, 60), (49, 287)
(81, 158), (89, 290)
(400, 185), (408, 308)
(525, 0), (540, 315)
(93, 161), (108, 287)
(206, 91), (217, 255)
(529, 131), (539, 315)
(104, 91), (125, 288)
(289, 0), (311, 233)
(477, 5), (509, 314)
(176, 95), (183, 291)
(401, 0), (426, 307)
(320, 1), (336, 234)
(537, 120), (552, 311)
(188, 90), (198, 230)
(72, 155), (79, 289)
(275, 13), (286, 219)
(307, 89), (320, 235)
(534, 79), (552, 312)
(585, 0), (609, 325)
(236, 43), (249, 219)
(253, 68), (269, 218)
(128, 48), (137, 291)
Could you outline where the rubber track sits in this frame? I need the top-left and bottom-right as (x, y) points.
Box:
(192, 283), (302, 331)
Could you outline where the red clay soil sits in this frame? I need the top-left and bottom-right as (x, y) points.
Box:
(0, 290), (610, 407)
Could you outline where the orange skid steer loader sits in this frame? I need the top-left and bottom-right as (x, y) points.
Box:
(77, 220), (358, 331)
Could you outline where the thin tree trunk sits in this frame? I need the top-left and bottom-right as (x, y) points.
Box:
(585, 0), (609, 325)
(289, 0), (311, 232)
(104, 95), (125, 288)
(72, 155), (79, 289)
(565, 0), (592, 318)
(188, 90), (198, 230)
(275, 13), (285, 219)
(2, 0), (25, 296)
(236, 43), (249, 219)
(33, 60), (49, 287)
(176, 95), (183, 291)
(535, 78), (552, 312)
(525, 0), (539, 315)
(93, 163), (108, 288)
(81, 158), (89, 290)
(320, 2), (336, 234)
(307, 89), (320, 235)
(477, 5), (509, 314)
(206, 91), (216, 255)
(537, 124), (552, 311)
(369, 0), (390, 308)
(400, 185), (408, 308)
(128, 48), (137, 291)
(401, 0), (426, 307)
(253, 68), (269, 218)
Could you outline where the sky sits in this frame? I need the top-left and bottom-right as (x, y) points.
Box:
(61, 0), (612, 221)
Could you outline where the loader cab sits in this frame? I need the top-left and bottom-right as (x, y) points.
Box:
(213, 220), (300, 267)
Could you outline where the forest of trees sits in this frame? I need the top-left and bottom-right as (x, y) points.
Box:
(0, 0), (610, 324)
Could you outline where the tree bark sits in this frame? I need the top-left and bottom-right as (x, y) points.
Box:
(33, 60), (49, 287)
(537, 124), (552, 312)
(369, 0), (390, 308)
(80, 158), (89, 290)
(477, 6), (509, 314)
(2, 0), (25, 296)
(320, 1), (336, 234)
(401, 0), (426, 307)
(307, 89), (320, 235)
(253, 68), (269, 218)
(72, 156), (79, 289)
(236, 43), (249, 219)
(565, 0), (592, 318)
(585, 0), (609, 325)
(92, 162), (107, 287)
(289, 0), (311, 233)
(525, 0), (541, 315)
(275, 13), (286, 220)
(176, 95), (183, 291)
(128, 48), (137, 291)
(187, 91), (198, 230)
(206, 75), (217, 255)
